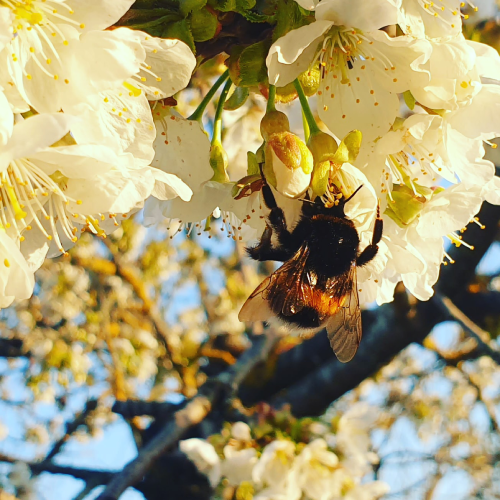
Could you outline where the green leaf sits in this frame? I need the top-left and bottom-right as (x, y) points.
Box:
(228, 40), (271, 87)
(224, 86), (250, 110)
(179, 0), (207, 16)
(131, 0), (180, 8)
(190, 6), (219, 41)
(403, 90), (416, 110)
(239, 9), (273, 22)
(273, 0), (311, 42)
(213, 0), (256, 12)
(162, 19), (196, 53)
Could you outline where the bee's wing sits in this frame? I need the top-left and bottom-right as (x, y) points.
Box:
(238, 275), (275, 322)
(238, 244), (311, 322)
(325, 266), (361, 363)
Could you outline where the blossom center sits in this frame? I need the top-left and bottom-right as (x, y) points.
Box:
(2, 0), (86, 83)
(0, 159), (110, 253)
(314, 26), (397, 111)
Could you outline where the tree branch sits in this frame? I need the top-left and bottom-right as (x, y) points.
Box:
(96, 334), (277, 500)
(250, 199), (500, 416)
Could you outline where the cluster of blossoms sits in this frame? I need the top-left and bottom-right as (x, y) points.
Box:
(262, 0), (500, 304)
(180, 404), (388, 500)
(2, 0), (500, 311)
(143, 0), (500, 307)
(0, 0), (196, 307)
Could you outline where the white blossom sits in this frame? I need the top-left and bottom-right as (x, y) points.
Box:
(267, 0), (430, 141)
(179, 438), (221, 487)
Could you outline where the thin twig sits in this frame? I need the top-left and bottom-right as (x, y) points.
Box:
(434, 293), (500, 364)
(40, 399), (98, 465)
(96, 333), (277, 500)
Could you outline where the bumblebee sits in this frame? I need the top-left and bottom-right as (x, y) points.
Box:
(238, 174), (383, 362)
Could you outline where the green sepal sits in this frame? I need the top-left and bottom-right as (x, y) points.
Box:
(384, 185), (426, 227)
(162, 18), (196, 53)
(247, 151), (260, 176)
(210, 140), (230, 182)
(310, 160), (330, 200)
(224, 86), (250, 110)
(260, 110), (290, 140)
(332, 130), (362, 164)
(190, 7), (219, 42)
(231, 174), (264, 199)
(180, 0), (207, 16)
(227, 40), (272, 87)
(403, 90), (416, 111)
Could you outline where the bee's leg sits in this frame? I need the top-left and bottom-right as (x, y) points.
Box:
(258, 162), (294, 249)
(356, 203), (383, 267)
(247, 225), (294, 262)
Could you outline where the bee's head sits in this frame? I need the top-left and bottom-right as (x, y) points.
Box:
(302, 185), (364, 218)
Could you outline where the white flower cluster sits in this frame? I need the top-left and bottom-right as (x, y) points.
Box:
(144, 0), (500, 308)
(265, 0), (500, 304)
(180, 405), (388, 500)
(0, 0), (196, 307)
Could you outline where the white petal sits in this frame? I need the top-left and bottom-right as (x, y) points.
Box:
(318, 60), (400, 143)
(151, 170), (193, 201)
(0, 113), (73, 168)
(316, 0), (399, 31)
(0, 231), (35, 307)
(21, 29), (145, 113)
(151, 109), (213, 191)
(30, 145), (131, 178)
(0, 7), (12, 52)
(484, 175), (500, 205)
(65, 0), (135, 31)
(468, 40), (500, 81)
(266, 21), (333, 87)
(447, 84), (500, 140)
(0, 90), (13, 145)
(416, 185), (483, 238)
(117, 29), (196, 100)
(66, 91), (155, 166)
(398, 0), (462, 39)
(66, 169), (155, 215)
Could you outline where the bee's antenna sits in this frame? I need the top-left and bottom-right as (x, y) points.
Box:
(344, 184), (364, 203)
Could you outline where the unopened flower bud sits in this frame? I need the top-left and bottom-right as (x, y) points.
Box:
(210, 140), (229, 182)
(259, 69), (321, 103)
(264, 132), (313, 197)
(260, 110), (290, 140)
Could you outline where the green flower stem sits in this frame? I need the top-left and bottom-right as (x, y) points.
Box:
(267, 85), (277, 113)
(293, 78), (321, 136)
(212, 78), (233, 144)
(302, 109), (310, 143)
(188, 69), (230, 123)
